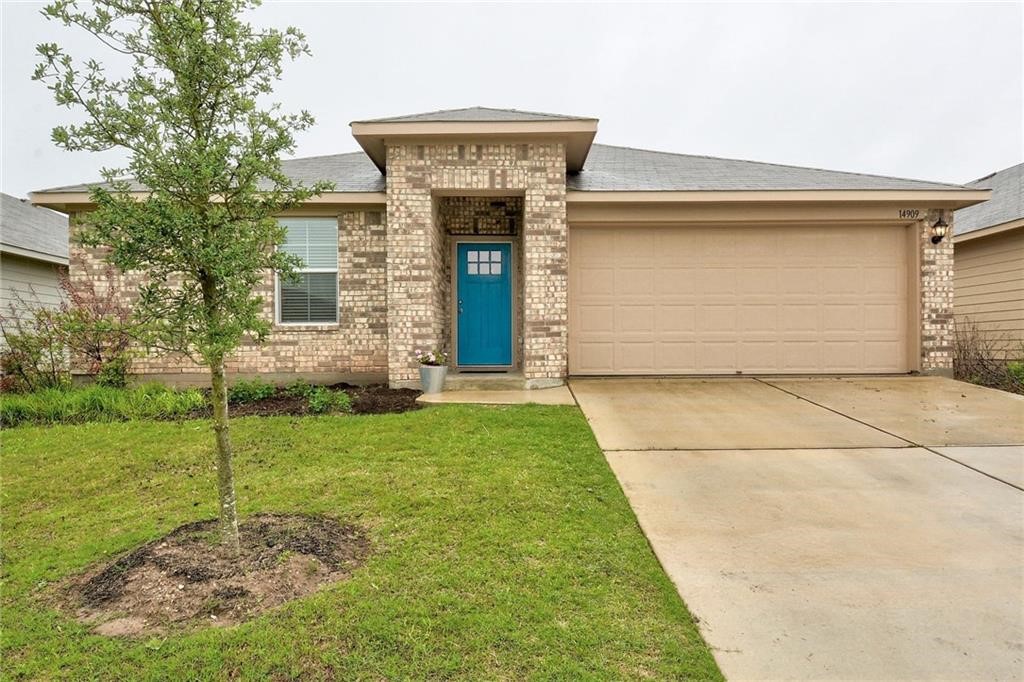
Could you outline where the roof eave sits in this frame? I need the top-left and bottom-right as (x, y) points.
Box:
(953, 217), (1024, 244)
(0, 243), (69, 265)
(29, 190), (388, 211)
(565, 188), (991, 208)
(350, 119), (599, 174)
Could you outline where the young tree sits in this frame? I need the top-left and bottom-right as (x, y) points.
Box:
(35, 0), (332, 550)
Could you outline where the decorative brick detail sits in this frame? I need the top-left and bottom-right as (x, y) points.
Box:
(385, 143), (568, 385)
(919, 209), (954, 374)
(68, 210), (389, 377)
(438, 196), (522, 235)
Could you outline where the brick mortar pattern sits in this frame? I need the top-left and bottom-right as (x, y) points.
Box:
(919, 209), (954, 373)
(68, 210), (388, 376)
(385, 143), (567, 384)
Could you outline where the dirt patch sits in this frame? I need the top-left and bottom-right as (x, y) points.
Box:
(187, 384), (421, 419)
(342, 384), (421, 415)
(59, 514), (370, 637)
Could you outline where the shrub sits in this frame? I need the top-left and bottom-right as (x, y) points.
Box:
(953, 319), (1024, 394)
(228, 378), (276, 404)
(1009, 361), (1024, 385)
(307, 387), (351, 414)
(0, 303), (69, 392)
(95, 353), (132, 388)
(0, 271), (136, 392)
(57, 268), (135, 381)
(284, 378), (314, 399)
(0, 384), (207, 427)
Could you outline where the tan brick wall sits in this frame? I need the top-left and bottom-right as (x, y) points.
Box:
(919, 209), (955, 374)
(385, 142), (568, 385)
(68, 210), (388, 378)
(438, 196), (522, 235)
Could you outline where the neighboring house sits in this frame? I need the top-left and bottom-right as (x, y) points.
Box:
(31, 107), (988, 387)
(0, 192), (69, 346)
(953, 162), (1024, 359)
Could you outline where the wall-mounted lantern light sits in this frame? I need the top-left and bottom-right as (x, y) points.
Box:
(930, 217), (949, 244)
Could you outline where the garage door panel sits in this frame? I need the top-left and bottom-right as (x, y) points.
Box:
(618, 305), (655, 333)
(657, 341), (697, 371)
(575, 341), (615, 373)
(615, 342), (655, 371)
(577, 266), (614, 295)
(780, 268), (820, 294)
(655, 268), (697, 293)
(823, 304), (862, 331)
(658, 304), (697, 332)
(616, 268), (654, 295)
(864, 304), (900, 333)
(740, 268), (779, 295)
(577, 304), (614, 333)
(569, 225), (909, 375)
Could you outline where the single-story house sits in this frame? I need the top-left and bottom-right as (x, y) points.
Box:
(0, 192), (69, 347)
(953, 162), (1023, 359)
(30, 107), (989, 388)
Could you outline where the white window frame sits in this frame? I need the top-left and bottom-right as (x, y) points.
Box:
(274, 218), (340, 326)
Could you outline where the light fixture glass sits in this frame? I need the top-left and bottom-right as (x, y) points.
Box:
(931, 217), (949, 244)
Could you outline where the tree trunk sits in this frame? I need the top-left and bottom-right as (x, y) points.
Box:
(210, 356), (240, 552)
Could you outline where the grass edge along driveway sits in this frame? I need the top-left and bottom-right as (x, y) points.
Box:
(2, 404), (722, 680)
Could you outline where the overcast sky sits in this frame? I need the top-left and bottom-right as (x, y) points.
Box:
(1, 1), (1021, 198)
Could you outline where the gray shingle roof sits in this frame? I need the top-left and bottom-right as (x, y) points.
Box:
(954, 162), (1024, 236)
(353, 106), (596, 123)
(0, 193), (69, 263)
(36, 151), (386, 194)
(568, 144), (968, 192)
(35, 142), (972, 197)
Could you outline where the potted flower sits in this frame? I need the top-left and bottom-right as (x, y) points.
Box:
(416, 348), (448, 394)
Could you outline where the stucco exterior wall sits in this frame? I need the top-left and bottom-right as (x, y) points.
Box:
(385, 142), (568, 386)
(67, 210), (389, 380)
(954, 227), (1024, 360)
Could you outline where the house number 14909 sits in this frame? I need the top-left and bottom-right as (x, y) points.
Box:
(899, 209), (921, 219)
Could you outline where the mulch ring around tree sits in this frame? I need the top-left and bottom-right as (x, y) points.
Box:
(57, 514), (371, 637)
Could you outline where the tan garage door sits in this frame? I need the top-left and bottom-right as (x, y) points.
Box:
(569, 224), (909, 375)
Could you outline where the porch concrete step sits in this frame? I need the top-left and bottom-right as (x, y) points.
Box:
(444, 372), (526, 391)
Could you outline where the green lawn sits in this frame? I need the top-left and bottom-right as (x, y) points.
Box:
(1, 405), (721, 680)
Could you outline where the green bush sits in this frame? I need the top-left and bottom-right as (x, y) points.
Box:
(228, 377), (276, 404)
(0, 384), (207, 427)
(1008, 361), (1024, 384)
(307, 387), (352, 414)
(95, 354), (132, 388)
(284, 378), (314, 399)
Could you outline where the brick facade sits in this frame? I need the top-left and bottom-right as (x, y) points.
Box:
(69, 210), (388, 381)
(919, 209), (955, 374)
(66, 148), (957, 387)
(385, 142), (568, 386)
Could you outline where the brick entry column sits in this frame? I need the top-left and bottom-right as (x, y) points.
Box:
(384, 142), (570, 387)
(919, 209), (954, 375)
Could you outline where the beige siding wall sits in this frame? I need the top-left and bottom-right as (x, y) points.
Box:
(0, 253), (66, 346)
(954, 228), (1024, 359)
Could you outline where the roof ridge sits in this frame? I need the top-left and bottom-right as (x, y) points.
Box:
(964, 160), (1023, 185)
(354, 106), (596, 123)
(590, 142), (968, 189)
(282, 150), (367, 162)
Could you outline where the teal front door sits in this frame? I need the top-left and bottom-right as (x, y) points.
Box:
(457, 242), (512, 367)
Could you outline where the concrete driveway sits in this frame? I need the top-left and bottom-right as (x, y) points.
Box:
(571, 377), (1024, 681)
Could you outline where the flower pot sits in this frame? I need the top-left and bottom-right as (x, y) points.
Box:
(419, 365), (448, 394)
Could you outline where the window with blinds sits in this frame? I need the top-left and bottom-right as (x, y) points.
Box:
(277, 218), (339, 324)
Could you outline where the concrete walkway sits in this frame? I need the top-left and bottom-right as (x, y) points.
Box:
(571, 377), (1024, 681)
(416, 385), (576, 406)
